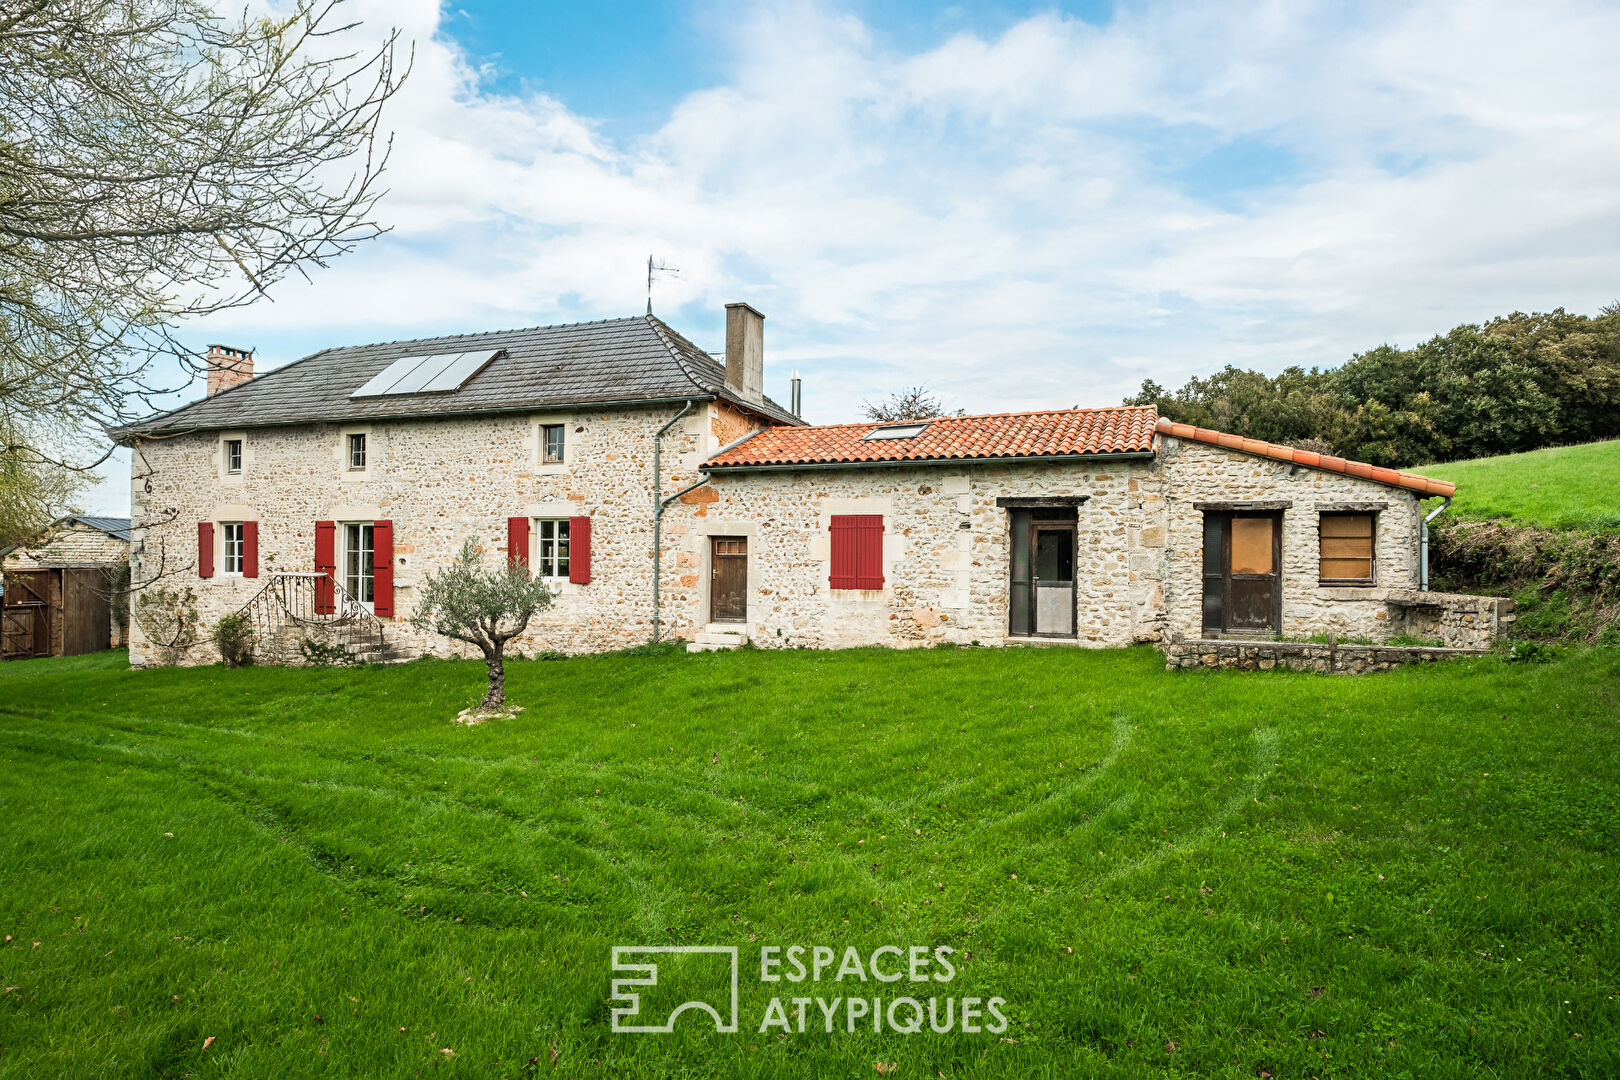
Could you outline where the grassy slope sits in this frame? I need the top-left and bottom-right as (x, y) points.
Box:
(1424, 439), (1620, 529)
(0, 647), (1617, 1079)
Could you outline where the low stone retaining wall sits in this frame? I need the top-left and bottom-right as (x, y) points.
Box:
(1161, 636), (1489, 674)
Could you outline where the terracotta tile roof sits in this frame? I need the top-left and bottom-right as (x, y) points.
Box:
(1154, 417), (1456, 497)
(704, 406), (1160, 469)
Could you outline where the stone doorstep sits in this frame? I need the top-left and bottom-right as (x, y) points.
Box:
(1003, 635), (1087, 647)
(1176, 638), (1489, 657)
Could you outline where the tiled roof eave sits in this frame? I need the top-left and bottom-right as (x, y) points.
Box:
(1154, 418), (1457, 498)
(704, 449), (1158, 472)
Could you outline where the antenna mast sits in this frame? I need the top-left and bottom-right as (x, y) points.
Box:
(646, 255), (679, 314)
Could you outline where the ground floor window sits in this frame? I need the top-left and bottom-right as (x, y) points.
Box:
(536, 518), (570, 579)
(222, 522), (244, 575)
(344, 522), (375, 604)
(1319, 512), (1376, 584)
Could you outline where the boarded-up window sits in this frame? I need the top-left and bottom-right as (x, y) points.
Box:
(829, 514), (884, 590)
(1230, 517), (1275, 574)
(1320, 513), (1375, 584)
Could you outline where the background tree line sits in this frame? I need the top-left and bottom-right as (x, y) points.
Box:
(1125, 306), (1620, 468)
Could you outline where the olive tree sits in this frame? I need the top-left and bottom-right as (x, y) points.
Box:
(410, 540), (554, 713)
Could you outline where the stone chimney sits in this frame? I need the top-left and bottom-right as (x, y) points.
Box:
(724, 303), (765, 404)
(206, 344), (254, 397)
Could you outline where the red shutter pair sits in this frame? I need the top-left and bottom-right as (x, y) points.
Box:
(507, 515), (591, 584)
(313, 520), (395, 617)
(197, 521), (259, 578)
(829, 514), (884, 590)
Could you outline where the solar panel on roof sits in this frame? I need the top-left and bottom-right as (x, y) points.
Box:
(350, 354), (433, 397)
(348, 350), (502, 398)
(382, 353), (463, 394)
(420, 350), (500, 392)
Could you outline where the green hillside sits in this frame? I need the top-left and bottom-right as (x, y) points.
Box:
(1425, 439), (1620, 530)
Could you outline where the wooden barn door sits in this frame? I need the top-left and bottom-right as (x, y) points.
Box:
(2, 572), (54, 658)
(709, 537), (748, 623)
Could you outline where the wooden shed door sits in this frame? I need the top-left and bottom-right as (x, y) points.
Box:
(710, 537), (748, 623)
(2, 572), (54, 658)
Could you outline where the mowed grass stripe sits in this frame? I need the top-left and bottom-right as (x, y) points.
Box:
(0, 646), (1616, 1078)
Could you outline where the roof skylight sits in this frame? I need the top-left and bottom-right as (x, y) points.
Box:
(349, 350), (501, 398)
(862, 423), (930, 441)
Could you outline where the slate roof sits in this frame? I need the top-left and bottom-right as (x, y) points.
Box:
(71, 516), (133, 541)
(1153, 418), (1456, 497)
(703, 406), (1160, 469)
(112, 315), (799, 440)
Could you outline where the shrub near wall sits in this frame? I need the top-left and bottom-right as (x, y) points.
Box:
(1429, 519), (1620, 645)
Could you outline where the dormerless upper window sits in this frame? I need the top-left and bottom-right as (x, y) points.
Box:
(1319, 513), (1375, 585)
(541, 424), (565, 464)
(347, 433), (367, 470)
(224, 439), (243, 474)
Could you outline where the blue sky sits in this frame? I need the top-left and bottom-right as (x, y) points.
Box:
(84, 0), (1620, 512)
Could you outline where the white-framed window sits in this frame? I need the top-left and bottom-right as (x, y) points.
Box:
(535, 518), (570, 579)
(343, 522), (376, 605)
(347, 432), (367, 470)
(541, 424), (566, 464)
(222, 522), (244, 574)
(224, 439), (243, 474)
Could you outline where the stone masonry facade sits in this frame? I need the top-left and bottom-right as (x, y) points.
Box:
(128, 401), (730, 666)
(129, 410), (1489, 665)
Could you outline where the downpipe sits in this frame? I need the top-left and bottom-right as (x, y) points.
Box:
(1420, 497), (1451, 592)
(650, 400), (696, 643)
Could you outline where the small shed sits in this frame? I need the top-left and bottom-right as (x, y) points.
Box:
(1, 516), (131, 659)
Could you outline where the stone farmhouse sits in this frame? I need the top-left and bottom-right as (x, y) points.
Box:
(114, 304), (1505, 668)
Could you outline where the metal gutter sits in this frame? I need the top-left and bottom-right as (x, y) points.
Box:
(701, 450), (1157, 474)
(650, 400), (698, 643)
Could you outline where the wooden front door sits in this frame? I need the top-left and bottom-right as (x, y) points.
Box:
(1202, 513), (1281, 633)
(710, 537), (748, 623)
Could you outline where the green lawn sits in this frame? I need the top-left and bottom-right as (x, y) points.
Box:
(2, 646), (1618, 1078)
(1425, 439), (1620, 529)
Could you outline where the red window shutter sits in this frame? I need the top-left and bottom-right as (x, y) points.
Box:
(372, 520), (394, 617)
(507, 516), (530, 568)
(568, 516), (591, 584)
(829, 514), (884, 590)
(197, 522), (215, 578)
(314, 520), (336, 614)
(242, 520), (259, 578)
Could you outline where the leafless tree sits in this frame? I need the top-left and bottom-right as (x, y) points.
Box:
(0, 0), (408, 473)
(860, 386), (959, 423)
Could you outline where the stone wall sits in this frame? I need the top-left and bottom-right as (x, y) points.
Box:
(694, 458), (1160, 648)
(1157, 437), (1425, 642)
(1161, 637), (1488, 674)
(127, 417), (1505, 665)
(5, 521), (128, 571)
(126, 401), (747, 667)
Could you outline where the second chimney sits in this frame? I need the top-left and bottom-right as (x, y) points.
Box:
(724, 303), (765, 404)
(206, 344), (254, 397)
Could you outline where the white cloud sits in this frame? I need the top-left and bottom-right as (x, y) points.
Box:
(86, 0), (1620, 514)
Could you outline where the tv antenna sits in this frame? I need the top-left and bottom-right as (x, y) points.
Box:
(646, 255), (679, 314)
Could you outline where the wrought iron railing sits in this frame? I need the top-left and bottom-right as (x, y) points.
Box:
(235, 571), (388, 664)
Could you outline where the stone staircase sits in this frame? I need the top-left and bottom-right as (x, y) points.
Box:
(687, 623), (747, 653)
